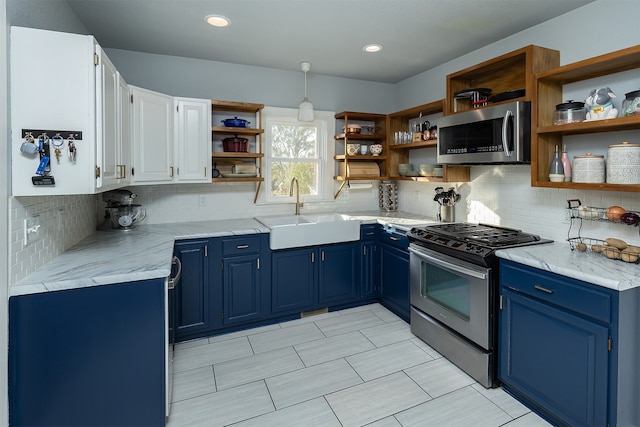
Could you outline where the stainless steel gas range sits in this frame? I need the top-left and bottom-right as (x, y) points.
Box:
(407, 223), (552, 388)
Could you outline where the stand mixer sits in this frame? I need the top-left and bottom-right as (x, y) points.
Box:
(99, 189), (146, 231)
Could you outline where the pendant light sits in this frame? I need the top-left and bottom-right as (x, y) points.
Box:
(298, 61), (314, 122)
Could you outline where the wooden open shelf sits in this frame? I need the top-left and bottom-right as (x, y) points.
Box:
(532, 45), (640, 193)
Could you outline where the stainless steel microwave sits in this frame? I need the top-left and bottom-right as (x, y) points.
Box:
(437, 101), (531, 164)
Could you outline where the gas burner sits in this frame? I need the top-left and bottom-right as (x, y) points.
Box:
(407, 222), (552, 266)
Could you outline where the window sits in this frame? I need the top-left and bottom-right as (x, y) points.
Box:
(262, 107), (335, 203)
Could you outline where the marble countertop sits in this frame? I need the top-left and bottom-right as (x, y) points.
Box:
(10, 212), (434, 297)
(496, 242), (640, 291)
(14, 211), (636, 297)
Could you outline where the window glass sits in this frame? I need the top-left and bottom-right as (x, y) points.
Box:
(262, 108), (335, 203)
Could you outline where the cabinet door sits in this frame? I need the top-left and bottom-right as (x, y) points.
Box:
(319, 243), (359, 305)
(118, 74), (131, 186)
(131, 85), (174, 183)
(272, 248), (316, 314)
(174, 240), (211, 339)
(95, 46), (119, 190)
(499, 287), (609, 427)
(379, 243), (410, 320)
(360, 240), (378, 299)
(223, 253), (262, 325)
(10, 27), (97, 195)
(175, 98), (211, 182)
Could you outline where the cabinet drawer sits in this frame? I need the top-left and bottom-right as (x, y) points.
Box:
(500, 260), (613, 325)
(360, 224), (378, 240)
(222, 235), (262, 256)
(378, 228), (408, 250)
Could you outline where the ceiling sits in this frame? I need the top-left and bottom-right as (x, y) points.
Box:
(65, 0), (595, 83)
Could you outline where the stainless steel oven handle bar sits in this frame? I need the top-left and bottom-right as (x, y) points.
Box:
(409, 247), (487, 280)
(167, 256), (182, 290)
(501, 109), (513, 157)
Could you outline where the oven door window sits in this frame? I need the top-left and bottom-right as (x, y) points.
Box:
(421, 262), (470, 320)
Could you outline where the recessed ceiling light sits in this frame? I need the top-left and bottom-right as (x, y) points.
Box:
(205, 14), (230, 27)
(363, 44), (383, 53)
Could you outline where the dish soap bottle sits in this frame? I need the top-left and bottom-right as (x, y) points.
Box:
(561, 144), (572, 182)
(549, 144), (564, 180)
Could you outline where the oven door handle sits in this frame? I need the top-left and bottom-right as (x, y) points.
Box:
(409, 247), (487, 280)
(167, 256), (182, 290)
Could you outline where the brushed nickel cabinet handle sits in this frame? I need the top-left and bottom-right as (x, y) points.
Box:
(236, 244), (249, 249)
(534, 284), (554, 294)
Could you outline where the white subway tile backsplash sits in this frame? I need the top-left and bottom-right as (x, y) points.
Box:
(9, 195), (98, 285)
(398, 165), (640, 247)
(9, 167), (638, 286)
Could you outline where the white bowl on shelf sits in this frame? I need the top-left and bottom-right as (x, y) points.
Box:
(549, 174), (565, 182)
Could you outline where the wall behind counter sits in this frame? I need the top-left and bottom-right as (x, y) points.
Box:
(398, 166), (640, 248)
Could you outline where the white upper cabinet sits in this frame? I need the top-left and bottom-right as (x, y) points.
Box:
(11, 27), (100, 195)
(174, 97), (211, 183)
(130, 85), (175, 184)
(95, 46), (119, 191)
(118, 74), (132, 187)
(10, 26), (132, 196)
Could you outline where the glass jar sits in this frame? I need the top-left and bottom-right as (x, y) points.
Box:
(554, 100), (586, 125)
(621, 89), (640, 117)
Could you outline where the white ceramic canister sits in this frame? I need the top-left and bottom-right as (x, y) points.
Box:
(606, 141), (640, 184)
(572, 153), (605, 183)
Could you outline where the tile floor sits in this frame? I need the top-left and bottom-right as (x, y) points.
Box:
(168, 303), (552, 427)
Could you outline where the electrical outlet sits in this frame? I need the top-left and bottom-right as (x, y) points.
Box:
(199, 195), (207, 206)
(23, 215), (41, 246)
(562, 208), (572, 224)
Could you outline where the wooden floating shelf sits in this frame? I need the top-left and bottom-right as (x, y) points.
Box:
(211, 126), (264, 135)
(211, 100), (264, 113)
(389, 140), (438, 150)
(211, 177), (264, 183)
(334, 133), (385, 140)
(537, 116), (640, 135)
(212, 152), (263, 158)
(334, 175), (387, 181)
(334, 154), (387, 161)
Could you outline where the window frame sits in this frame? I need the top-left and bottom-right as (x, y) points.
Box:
(260, 107), (335, 204)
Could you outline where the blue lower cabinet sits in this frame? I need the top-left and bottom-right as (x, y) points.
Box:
(378, 229), (410, 320)
(360, 224), (379, 299)
(271, 247), (317, 314)
(318, 243), (359, 305)
(222, 252), (263, 325)
(9, 279), (166, 426)
(498, 260), (616, 427)
(174, 239), (216, 340)
(271, 241), (359, 314)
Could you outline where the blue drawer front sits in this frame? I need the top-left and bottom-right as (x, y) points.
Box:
(360, 224), (378, 240)
(378, 228), (408, 249)
(500, 260), (612, 325)
(222, 235), (262, 256)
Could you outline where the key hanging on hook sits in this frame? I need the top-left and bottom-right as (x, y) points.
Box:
(51, 134), (64, 163)
(67, 135), (77, 162)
